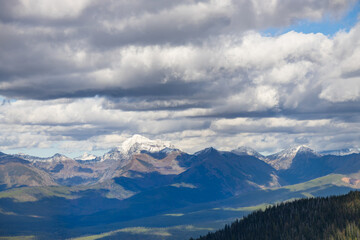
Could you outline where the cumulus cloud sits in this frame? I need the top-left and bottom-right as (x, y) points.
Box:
(0, 0), (359, 155)
(14, 0), (92, 19)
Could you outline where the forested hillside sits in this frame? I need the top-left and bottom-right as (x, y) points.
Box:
(193, 191), (360, 240)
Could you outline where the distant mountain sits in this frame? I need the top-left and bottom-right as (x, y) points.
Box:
(30, 154), (100, 186)
(100, 147), (281, 224)
(2, 138), (360, 240)
(231, 145), (322, 171)
(101, 147), (281, 219)
(230, 145), (360, 186)
(277, 149), (360, 185)
(6, 139), (360, 194)
(5, 140), (360, 193)
(0, 153), (56, 190)
(276, 146), (326, 184)
(16, 153), (72, 162)
(95, 135), (183, 182)
(266, 145), (319, 170)
(175, 147), (279, 198)
(101, 134), (177, 162)
(96, 135), (186, 181)
(74, 153), (97, 161)
(232, 146), (266, 161)
(12, 135), (185, 186)
(119, 134), (177, 156)
(320, 148), (360, 156)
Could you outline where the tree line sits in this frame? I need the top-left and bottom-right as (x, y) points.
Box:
(191, 191), (360, 240)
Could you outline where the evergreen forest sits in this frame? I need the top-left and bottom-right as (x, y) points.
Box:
(193, 191), (360, 240)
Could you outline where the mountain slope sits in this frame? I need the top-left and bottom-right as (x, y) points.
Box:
(175, 148), (279, 198)
(266, 145), (319, 170)
(193, 191), (360, 240)
(0, 170), (358, 239)
(0, 153), (56, 190)
(320, 148), (360, 156)
(100, 134), (177, 162)
(279, 152), (360, 185)
(3, 138), (360, 240)
(231, 146), (266, 161)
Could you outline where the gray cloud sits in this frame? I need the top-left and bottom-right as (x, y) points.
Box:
(0, 0), (359, 155)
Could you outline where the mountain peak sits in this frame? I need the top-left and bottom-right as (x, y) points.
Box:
(195, 147), (219, 156)
(296, 145), (318, 155)
(16, 153), (72, 162)
(74, 153), (97, 161)
(51, 153), (68, 158)
(50, 153), (72, 161)
(232, 146), (265, 160)
(100, 135), (177, 162)
(320, 148), (360, 156)
(266, 145), (317, 170)
(119, 134), (176, 155)
(272, 145), (315, 156)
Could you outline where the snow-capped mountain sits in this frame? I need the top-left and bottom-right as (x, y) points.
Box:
(97, 135), (186, 179)
(266, 145), (318, 170)
(320, 148), (360, 156)
(10, 139), (360, 189)
(100, 134), (177, 162)
(17, 153), (72, 162)
(5, 140), (360, 202)
(232, 146), (266, 161)
(119, 134), (176, 155)
(74, 153), (97, 161)
(15, 153), (41, 162)
(231, 145), (319, 170)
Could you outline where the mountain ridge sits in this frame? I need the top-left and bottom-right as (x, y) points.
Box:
(6, 136), (358, 166)
(3, 136), (360, 189)
(1, 136), (360, 239)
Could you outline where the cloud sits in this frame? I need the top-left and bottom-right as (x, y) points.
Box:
(0, 0), (359, 155)
(14, 0), (92, 19)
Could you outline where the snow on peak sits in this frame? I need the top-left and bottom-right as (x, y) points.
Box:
(266, 145), (317, 170)
(269, 145), (314, 158)
(75, 153), (97, 161)
(101, 135), (177, 162)
(119, 134), (176, 155)
(320, 148), (360, 156)
(195, 147), (219, 156)
(18, 153), (72, 162)
(49, 153), (72, 161)
(232, 146), (265, 160)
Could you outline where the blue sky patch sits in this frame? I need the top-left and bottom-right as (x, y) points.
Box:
(264, 1), (360, 36)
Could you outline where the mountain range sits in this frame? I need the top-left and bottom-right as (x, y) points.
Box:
(1, 135), (360, 239)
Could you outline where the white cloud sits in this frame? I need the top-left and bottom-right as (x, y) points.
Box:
(15, 0), (92, 19)
(0, 0), (359, 155)
(320, 77), (360, 102)
(100, 0), (232, 33)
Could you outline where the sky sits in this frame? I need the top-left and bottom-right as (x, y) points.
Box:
(1, 0), (360, 157)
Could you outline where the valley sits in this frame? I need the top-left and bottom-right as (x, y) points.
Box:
(1, 135), (360, 239)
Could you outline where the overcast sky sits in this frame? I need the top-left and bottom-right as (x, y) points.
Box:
(1, 0), (360, 157)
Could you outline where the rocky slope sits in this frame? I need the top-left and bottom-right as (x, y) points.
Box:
(0, 153), (56, 189)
